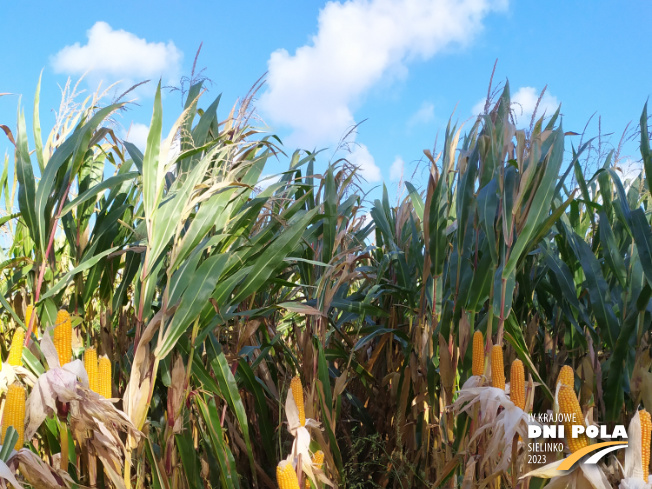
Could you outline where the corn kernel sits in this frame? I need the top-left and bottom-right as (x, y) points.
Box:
(54, 310), (72, 366)
(472, 331), (484, 377)
(306, 450), (325, 488)
(84, 347), (99, 394)
(291, 376), (305, 427)
(1, 383), (25, 450)
(641, 409), (651, 483)
(277, 460), (300, 489)
(558, 384), (588, 453)
(510, 359), (525, 410)
(7, 329), (24, 366)
(491, 345), (505, 390)
(98, 355), (112, 399)
(557, 365), (574, 388)
(25, 305), (37, 339)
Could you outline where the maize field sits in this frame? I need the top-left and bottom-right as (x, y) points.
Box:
(0, 76), (650, 489)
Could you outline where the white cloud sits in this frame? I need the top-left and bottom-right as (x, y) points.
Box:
(472, 86), (559, 127)
(408, 102), (435, 127)
(471, 98), (486, 117)
(51, 22), (182, 87)
(257, 174), (282, 191)
(349, 144), (382, 182)
(511, 87), (559, 125)
(125, 123), (150, 151)
(260, 0), (508, 149)
(614, 159), (644, 185)
(390, 156), (405, 181)
(123, 122), (180, 165)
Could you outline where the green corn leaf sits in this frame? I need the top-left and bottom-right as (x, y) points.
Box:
(211, 353), (257, 486)
(15, 107), (39, 250)
(38, 245), (120, 302)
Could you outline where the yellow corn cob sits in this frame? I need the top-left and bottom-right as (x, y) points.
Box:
(305, 450), (325, 488)
(1, 383), (26, 450)
(7, 328), (25, 366)
(311, 450), (324, 468)
(277, 460), (300, 489)
(491, 345), (505, 390)
(557, 365), (574, 388)
(25, 304), (37, 339)
(98, 355), (112, 398)
(54, 309), (72, 366)
(85, 347), (99, 393)
(510, 359), (525, 410)
(558, 384), (588, 453)
(291, 376), (305, 427)
(472, 331), (484, 377)
(641, 409), (651, 482)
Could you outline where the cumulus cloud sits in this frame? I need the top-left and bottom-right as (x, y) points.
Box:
(51, 22), (182, 89)
(614, 159), (644, 185)
(259, 0), (508, 149)
(124, 123), (150, 151)
(510, 87), (559, 125)
(349, 144), (382, 182)
(472, 86), (559, 127)
(408, 102), (435, 127)
(122, 122), (180, 165)
(257, 174), (282, 191)
(390, 156), (405, 181)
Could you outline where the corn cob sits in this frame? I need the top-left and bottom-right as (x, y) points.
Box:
(306, 450), (325, 488)
(558, 384), (588, 453)
(491, 345), (505, 390)
(311, 450), (324, 468)
(557, 365), (574, 388)
(472, 331), (484, 377)
(291, 376), (305, 427)
(25, 304), (37, 339)
(98, 355), (112, 398)
(510, 359), (525, 410)
(85, 347), (99, 393)
(54, 309), (72, 366)
(1, 383), (25, 450)
(7, 328), (25, 366)
(277, 460), (300, 489)
(641, 409), (651, 483)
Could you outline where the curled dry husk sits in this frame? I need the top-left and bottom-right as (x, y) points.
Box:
(284, 382), (333, 487)
(22, 331), (140, 489)
(519, 382), (612, 489)
(0, 362), (38, 395)
(0, 447), (73, 489)
(453, 378), (539, 474)
(619, 410), (652, 489)
(521, 459), (612, 489)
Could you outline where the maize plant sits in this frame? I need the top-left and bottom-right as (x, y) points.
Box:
(0, 72), (651, 489)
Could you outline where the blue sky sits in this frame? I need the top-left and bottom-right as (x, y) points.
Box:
(1, 0), (650, 201)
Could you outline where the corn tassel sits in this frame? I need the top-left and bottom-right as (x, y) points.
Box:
(7, 328), (24, 366)
(472, 331), (484, 377)
(1, 383), (25, 450)
(25, 304), (37, 339)
(510, 359), (525, 410)
(85, 347), (99, 393)
(277, 460), (300, 489)
(557, 365), (574, 388)
(291, 376), (306, 427)
(491, 345), (505, 390)
(99, 355), (112, 398)
(641, 409), (651, 483)
(557, 384), (588, 453)
(54, 309), (72, 366)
